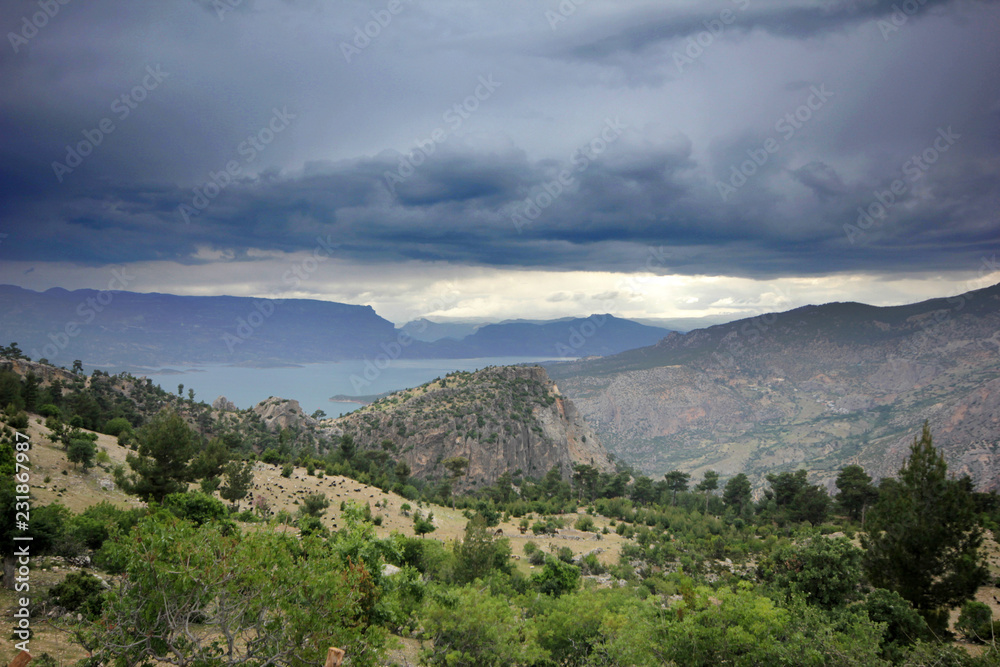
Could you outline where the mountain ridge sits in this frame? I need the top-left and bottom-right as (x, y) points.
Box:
(0, 285), (668, 367)
(546, 282), (1000, 491)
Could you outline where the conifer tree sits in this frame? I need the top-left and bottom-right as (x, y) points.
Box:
(862, 422), (988, 633)
(117, 408), (197, 502)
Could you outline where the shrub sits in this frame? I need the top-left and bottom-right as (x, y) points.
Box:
(162, 492), (228, 526)
(8, 410), (29, 430)
(531, 557), (580, 597)
(574, 515), (596, 532)
(280, 463), (293, 478)
(103, 417), (133, 436)
(297, 515), (329, 539)
(421, 586), (544, 666)
(757, 536), (863, 608)
(556, 546), (575, 564)
(38, 404), (61, 418)
(857, 588), (929, 662)
(260, 448), (283, 465)
(956, 600), (995, 643)
(49, 571), (106, 620)
(31, 503), (72, 555)
(71, 502), (144, 551)
(579, 553), (606, 575)
(298, 493), (330, 518)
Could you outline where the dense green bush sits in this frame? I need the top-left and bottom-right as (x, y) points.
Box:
(420, 586), (545, 667)
(48, 570), (106, 619)
(757, 536), (863, 608)
(856, 588), (929, 662)
(102, 417), (133, 436)
(70, 501), (145, 550)
(956, 600), (996, 644)
(162, 492), (229, 526)
(82, 514), (390, 667)
(531, 557), (580, 597)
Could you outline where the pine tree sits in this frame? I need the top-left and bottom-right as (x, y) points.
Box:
(663, 470), (690, 505)
(835, 464), (878, 522)
(862, 422), (988, 633)
(118, 409), (197, 502)
(723, 473), (752, 514)
(219, 460), (255, 510)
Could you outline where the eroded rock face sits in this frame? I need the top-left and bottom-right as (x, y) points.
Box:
(212, 396), (238, 412)
(252, 397), (317, 432)
(335, 365), (614, 490)
(550, 283), (1000, 490)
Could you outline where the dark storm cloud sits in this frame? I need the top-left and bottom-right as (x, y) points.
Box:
(0, 0), (998, 283)
(558, 0), (994, 63)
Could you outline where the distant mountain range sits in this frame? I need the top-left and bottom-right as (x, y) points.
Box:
(398, 318), (485, 342)
(0, 286), (669, 368)
(404, 314), (669, 359)
(0, 286), (396, 368)
(546, 282), (1000, 491)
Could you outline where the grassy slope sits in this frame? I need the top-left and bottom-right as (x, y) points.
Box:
(2, 412), (629, 665)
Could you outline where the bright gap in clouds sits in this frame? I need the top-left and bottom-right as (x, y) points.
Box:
(2, 255), (996, 328)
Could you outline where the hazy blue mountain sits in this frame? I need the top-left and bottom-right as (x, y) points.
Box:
(398, 318), (486, 342)
(0, 286), (669, 367)
(404, 314), (670, 359)
(0, 285), (398, 367)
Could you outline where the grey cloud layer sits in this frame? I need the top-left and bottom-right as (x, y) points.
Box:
(1, 0), (998, 279)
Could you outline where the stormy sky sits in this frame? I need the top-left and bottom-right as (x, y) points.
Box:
(1, 0), (998, 324)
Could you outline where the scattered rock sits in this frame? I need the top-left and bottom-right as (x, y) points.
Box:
(212, 396), (239, 412)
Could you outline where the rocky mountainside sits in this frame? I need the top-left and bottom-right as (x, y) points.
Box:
(547, 282), (1000, 491)
(332, 365), (615, 490)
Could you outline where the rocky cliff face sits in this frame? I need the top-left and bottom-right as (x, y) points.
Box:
(548, 283), (1000, 490)
(252, 397), (317, 431)
(334, 365), (615, 490)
